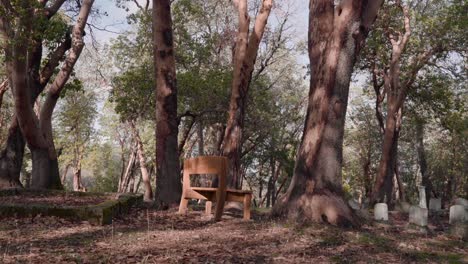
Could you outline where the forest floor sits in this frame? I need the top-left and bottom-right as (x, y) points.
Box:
(0, 204), (467, 264)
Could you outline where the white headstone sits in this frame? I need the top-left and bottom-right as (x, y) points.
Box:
(429, 198), (442, 211)
(409, 205), (428, 227)
(418, 186), (427, 209)
(453, 198), (468, 208)
(449, 205), (467, 225)
(374, 203), (388, 221)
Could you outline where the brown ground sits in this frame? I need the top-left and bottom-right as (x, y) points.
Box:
(0, 205), (466, 263)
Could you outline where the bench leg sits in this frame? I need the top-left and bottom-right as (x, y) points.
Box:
(243, 194), (252, 220)
(205, 201), (212, 215)
(214, 191), (226, 221)
(178, 195), (189, 214)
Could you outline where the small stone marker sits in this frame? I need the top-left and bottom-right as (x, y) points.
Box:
(453, 198), (468, 208)
(418, 186), (427, 209)
(429, 198), (442, 211)
(449, 205), (467, 224)
(374, 203), (388, 221)
(409, 205), (428, 227)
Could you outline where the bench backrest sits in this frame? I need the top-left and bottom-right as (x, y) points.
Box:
(183, 156), (228, 189)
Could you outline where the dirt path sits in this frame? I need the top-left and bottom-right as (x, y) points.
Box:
(0, 207), (466, 263)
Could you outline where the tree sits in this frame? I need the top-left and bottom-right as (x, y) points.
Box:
(366, 0), (466, 205)
(272, 0), (384, 226)
(222, 0), (273, 189)
(153, 0), (182, 206)
(55, 85), (97, 191)
(0, 0), (94, 189)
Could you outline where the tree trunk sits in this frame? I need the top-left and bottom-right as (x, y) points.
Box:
(272, 0), (383, 227)
(120, 147), (137, 192)
(73, 166), (84, 191)
(416, 120), (432, 204)
(222, 0), (273, 189)
(61, 164), (70, 186)
(372, 105), (400, 205)
(130, 121), (153, 201)
(153, 0), (182, 207)
(2, 0), (93, 189)
(0, 120), (25, 188)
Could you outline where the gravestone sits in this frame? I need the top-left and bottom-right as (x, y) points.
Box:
(429, 198), (442, 211)
(374, 203), (388, 221)
(453, 198), (468, 208)
(449, 205), (467, 224)
(418, 186), (427, 209)
(409, 205), (428, 227)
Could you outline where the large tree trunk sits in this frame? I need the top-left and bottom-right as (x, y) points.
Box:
(1, 0), (93, 189)
(272, 0), (383, 227)
(153, 0), (182, 207)
(34, 0), (94, 189)
(0, 0), (75, 189)
(222, 0), (273, 189)
(0, 120), (24, 188)
(130, 121), (153, 201)
(372, 104), (401, 205)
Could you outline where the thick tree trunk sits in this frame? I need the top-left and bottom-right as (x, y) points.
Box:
(372, 105), (400, 205)
(1, 0), (93, 189)
(0, 120), (24, 188)
(130, 121), (153, 201)
(222, 0), (273, 189)
(272, 0), (383, 227)
(30, 147), (61, 189)
(153, 0), (182, 207)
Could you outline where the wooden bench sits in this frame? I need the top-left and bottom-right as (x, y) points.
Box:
(178, 156), (252, 221)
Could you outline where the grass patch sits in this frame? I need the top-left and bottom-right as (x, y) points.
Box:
(318, 230), (346, 247)
(357, 233), (393, 251)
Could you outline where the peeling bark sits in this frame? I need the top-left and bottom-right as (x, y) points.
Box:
(222, 0), (273, 189)
(272, 0), (384, 227)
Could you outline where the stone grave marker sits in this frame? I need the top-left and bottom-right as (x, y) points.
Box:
(429, 198), (442, 211)
(449, 205), (467, 224)
(409, 205), (428, 227)
(454, 198), (468, 208)
(374, 203), (388, 221)
(418, 186), (427, 209)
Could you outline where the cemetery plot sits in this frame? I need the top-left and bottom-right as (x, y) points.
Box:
(0, 189), (142, 225)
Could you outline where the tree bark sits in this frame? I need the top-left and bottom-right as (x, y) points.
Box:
(120, 146), (137, 192)
(0, 119), (25, 188)
(1, 0), (93, 189)
(416, 120), (432, 205)
(272, 0), (384, 227)
(130, 120), (153, 201)
(371, 1), (411, 205)
(153, 0), (182, 207)
(222, 0), (273, 189)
